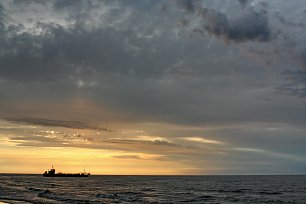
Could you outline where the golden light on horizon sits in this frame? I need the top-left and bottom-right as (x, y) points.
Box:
(0, 118), (206, 175)
(0, 145), (191, 175)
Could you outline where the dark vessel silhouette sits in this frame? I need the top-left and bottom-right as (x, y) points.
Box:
(43, 166), (90, 177)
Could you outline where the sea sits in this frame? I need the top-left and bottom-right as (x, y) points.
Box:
(0, 175), (306, 204)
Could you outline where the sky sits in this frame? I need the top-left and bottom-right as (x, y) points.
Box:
(0, 0), (306, 175)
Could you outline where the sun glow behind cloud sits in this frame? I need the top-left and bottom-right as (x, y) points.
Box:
(0, 125), (187, 174)
(0, 119), (199, 174)
(0, 144), (187, 175)
(180, 137), (224, 145)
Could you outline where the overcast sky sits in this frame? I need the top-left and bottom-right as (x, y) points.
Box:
(1, 0), (306, 174)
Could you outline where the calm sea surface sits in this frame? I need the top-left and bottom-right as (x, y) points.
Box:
(0, 175), (306, 203)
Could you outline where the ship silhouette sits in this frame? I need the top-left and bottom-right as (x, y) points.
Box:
(43, 166), (90, 177)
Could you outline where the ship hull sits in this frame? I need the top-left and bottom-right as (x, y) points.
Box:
(43, 174), (88, 177)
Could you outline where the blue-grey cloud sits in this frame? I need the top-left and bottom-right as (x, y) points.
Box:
(238, 0), (248, 7)
(0, 7), (179, 83)
(274, 11), (306, 28)
(176, 1), (272, 43)
(175, 0), (200, 13)
(0, 3), (4, 30)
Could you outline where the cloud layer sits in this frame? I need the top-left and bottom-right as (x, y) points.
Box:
(1, 0), (306, 174)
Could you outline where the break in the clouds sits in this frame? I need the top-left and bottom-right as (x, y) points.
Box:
(1, 0), (306, 174)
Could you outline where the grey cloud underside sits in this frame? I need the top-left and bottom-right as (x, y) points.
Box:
(4, 117), (111, 131)
(0, 4), (4, 30)
(0, 26), (190, 83)
(0, 0), (306, 127)
(175, 0), (200, 13)
(238, 0), (248, 7)
(0, 1), (178, 82)
(0, 25), (153, 81)
(200, 7), (271, 42)
(6, 133), (178, 150)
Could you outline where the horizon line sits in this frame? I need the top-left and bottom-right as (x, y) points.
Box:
(0, 173), (305, 176)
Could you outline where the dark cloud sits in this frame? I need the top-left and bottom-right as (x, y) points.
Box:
(198, 7), (271, 43)
(174, 0), (272, 43)
(0, 27), (64, 81)
(4, 117), (111, 131)
(53, 0), (92, 9)
(228, 9), (271, 42)
(274, 11), (306, 28)
(238, 0), (248, 6)
(12, 0), (44, 4)
(0, 3), (5, 31)
(0, 17), (180, 83)
(175, 0), (199, 13)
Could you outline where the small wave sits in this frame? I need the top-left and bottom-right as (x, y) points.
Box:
(259, 191), (282, 195)
(198, 195), (215, 199)
(181, 195), (216, 203)
(116, 191), (143, 202)
(96, 191), (144, 202)
(37, 190), (96, 203)
(229, 189), (244, 193)
(141, 187), (157, 192)
(95, 193), (116, 199)
(37, 189), (51, 197)
(209, 188), (251, 193)
(46, 183), (60, 188)
(28, 187), (45, 192)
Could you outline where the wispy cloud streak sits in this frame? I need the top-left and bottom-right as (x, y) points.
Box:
(4, 117), (112, 131)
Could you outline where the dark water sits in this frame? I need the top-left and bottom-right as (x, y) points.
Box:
(0, 175), (306, 203)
